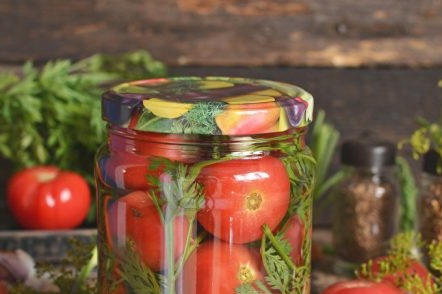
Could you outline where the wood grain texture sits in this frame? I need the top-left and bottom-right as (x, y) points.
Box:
(0, 0), (441, 67)
(169, 66), (442, 144)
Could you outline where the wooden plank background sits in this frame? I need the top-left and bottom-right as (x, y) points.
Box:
(0, 0), (441, 67)
(0, 1), (441, 228)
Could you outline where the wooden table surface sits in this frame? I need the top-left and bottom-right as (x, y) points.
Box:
(0, 226), (344, 293)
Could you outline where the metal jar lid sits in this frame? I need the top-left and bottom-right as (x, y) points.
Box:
(341, 137), (396, 168)
(102, 77), (314, 136)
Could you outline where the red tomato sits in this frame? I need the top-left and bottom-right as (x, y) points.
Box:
(281, 215), (305, 266)
(321, 280), (403, 294)
(107, 191), (189, 272)
(7, 166), (91, 230)
(178, 241), (263, 293)
(197, 156), (290, 243)
(0, 281), (7, 294)
(368, 256), (433, 289)
(103, 133), (196, 190)
(103, 152), (159, 190)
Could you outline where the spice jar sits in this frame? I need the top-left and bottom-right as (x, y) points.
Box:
(418, 149), (442, 243)
(332, 137), (398, 271)
(94, 77), (315, 294)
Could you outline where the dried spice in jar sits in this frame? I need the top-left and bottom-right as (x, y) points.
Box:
(332, 137), (398, 272)
(418, 149), (442, 243)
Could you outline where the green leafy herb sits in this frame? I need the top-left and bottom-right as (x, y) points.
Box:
(399, 81), (442, 173)
(357, 232), (442, 293)
(73, 50), (167, 82)
(428, 240), (442, 275)
(117, 241), (163, 294)
(261, 225), (296, 293)
(279, 134), (316, 224)
(395, 156), (418, 232)
(236, 224), (309, 294)
(309, 110), (343, 201)
(235, 281), (273, 294)
(118, 156), (231, 294)
(236, 135), (316, 294)
(171, 101), (226, 134)
(400, 118), (442, 163)
(0, 50), (167, 182)
(136, 101), (226, 134)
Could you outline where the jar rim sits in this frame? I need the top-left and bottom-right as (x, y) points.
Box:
(102, 76), (313, 136)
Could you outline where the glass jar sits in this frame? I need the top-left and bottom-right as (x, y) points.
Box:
(418, 149), (442, 243)
(94, 77), (315, 294)
(332, 137), (398, 272)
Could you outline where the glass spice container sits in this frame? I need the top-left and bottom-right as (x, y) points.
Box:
(418, 149), (442, 243)
(332, 137), (398, 272)
(94, 77), (315, 294)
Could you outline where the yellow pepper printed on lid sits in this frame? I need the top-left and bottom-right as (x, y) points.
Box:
(199, 81), (234, 89)
(143, 98), (192, 119)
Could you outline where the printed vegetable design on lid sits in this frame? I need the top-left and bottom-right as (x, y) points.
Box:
(102, 77), (314, 135)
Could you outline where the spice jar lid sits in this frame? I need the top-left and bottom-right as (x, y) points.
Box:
(102, 77), (313, 135)
(341, 138), (396, 168)
(423, 149), (441, 175)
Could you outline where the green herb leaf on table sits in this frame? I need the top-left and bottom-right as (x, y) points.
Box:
(8, 238), (98, 294)
(0, 50), (167, 182)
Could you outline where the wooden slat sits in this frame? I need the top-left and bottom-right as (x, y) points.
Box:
(0, 0), (441, 67)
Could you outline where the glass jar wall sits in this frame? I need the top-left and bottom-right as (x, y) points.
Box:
(418, 150), (442, 244)
(332, 137), (398, 273)
(94, 77), (315, 294)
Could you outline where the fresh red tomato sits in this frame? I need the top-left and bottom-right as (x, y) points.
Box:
(367, 256), (433, 289)
(321, 280), (403, 294)
(0, 281), (7, 294)
(281, 215), (305, 266)
(7, 166), (91, 230)
(197, 156), (290, 244)
(178, 241), (263, 293)
(107, 191), (189, 272)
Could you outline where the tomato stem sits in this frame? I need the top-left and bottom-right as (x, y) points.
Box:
(37, 171), (57, 182)
(254, 280), (274, 294)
